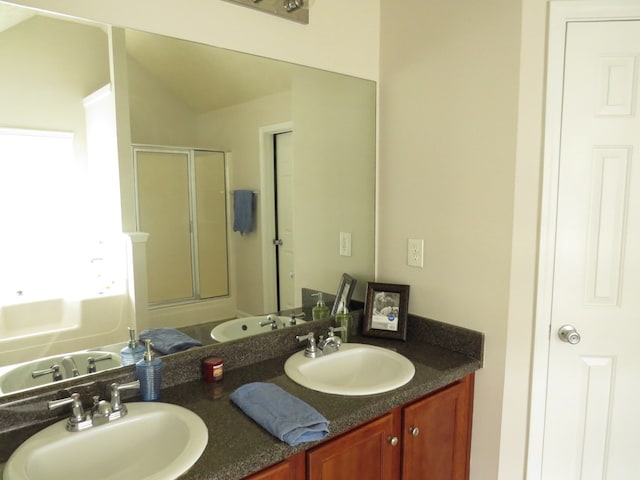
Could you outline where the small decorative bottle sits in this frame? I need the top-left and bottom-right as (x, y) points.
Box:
(120, 327), (145, 366)
(312, 292), (330, 321)
(136, 339), (163, 401)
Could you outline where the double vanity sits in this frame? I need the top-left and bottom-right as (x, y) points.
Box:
(0, 313), (482, 480)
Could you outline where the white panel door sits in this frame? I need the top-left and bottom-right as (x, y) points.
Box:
(541, 20), (640, 479)
(275, 131), (295, 310)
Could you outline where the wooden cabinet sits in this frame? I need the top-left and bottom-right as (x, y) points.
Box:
(307, 412), (401, 480)
(243, 452), (305, 480)
(243, 374), (474, 480)
(401, 375), (473, 480)
(305, 374), (473, 480)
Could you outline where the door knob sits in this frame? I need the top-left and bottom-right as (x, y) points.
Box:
(558, 324), (581, 345)
(409, 426), (420, 437)
(387, 436), (398, 447)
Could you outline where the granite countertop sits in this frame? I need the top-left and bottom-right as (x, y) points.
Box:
(164, 334), (481, 480)
(0, 314), (483, 480)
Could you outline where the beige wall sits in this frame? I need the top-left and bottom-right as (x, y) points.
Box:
(378, 1), (536, 479)
(292, 69), (376, 304)
(198, 92), (292, 315)
(127, 56), (198, 146)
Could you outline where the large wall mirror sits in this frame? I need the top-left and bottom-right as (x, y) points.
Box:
(0, 2), (376, 397)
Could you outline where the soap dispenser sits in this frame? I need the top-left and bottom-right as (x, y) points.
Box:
(120, 327), (145, 366)
(136, 339), (163, 401)
(335, 298), (352, 343)
(312, 292), (330, 320)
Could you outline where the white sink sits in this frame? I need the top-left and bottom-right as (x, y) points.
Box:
(211, 315), (290, 342)
(0, 351), (121, 395)
(284, 343), (415, 396)
(3, 402), (208, 480)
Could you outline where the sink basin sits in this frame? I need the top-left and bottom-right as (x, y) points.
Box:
(284, 343), (415, 396)
(211, 315), (290, 342)
(0, 351), (122, 395)
(3, 402), (208, 480)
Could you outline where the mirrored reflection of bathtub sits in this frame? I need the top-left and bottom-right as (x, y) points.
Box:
(210, 315), (292, 342)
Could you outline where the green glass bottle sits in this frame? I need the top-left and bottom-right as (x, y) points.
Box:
(312, 292), (330, 320)
(335, 301), (352, 343)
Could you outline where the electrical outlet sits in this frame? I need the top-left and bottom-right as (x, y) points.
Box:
(407, 238), (424, 268)
(340, 232), (352, 257)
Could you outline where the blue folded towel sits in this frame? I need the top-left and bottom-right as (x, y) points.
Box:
(233, 190), (255, 234)
(139, 328), (202, 355)
(230, 382), (330, 446)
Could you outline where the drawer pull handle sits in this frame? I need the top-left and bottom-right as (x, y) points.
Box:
(409, 426), (420, 437)
(387, 435), (399, 447)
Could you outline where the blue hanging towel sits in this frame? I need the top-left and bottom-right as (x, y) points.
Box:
(233, 190), (255, 234)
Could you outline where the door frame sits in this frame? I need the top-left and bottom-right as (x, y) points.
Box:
(258, 121), (293, 313)
(528, 2), (640, 478)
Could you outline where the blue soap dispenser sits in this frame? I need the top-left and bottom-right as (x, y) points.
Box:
(136, 339), (163, 401)
(120, 327), (145, 366)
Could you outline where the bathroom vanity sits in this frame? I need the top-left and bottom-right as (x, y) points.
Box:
(245, 375), (473, 480)
(0, 314), (482, 480)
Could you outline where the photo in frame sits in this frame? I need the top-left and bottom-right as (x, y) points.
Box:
(362, 282), (410, 340)
(330, 273), (357, 316)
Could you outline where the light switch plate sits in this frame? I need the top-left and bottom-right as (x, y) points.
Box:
(340, 232), (352, 257)
(407, 238), (424, 268)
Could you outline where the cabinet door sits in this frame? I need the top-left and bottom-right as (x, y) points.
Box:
(402, 375), (473, 480)
(244, 452), (305, 480)
(307, 412), (400, 480)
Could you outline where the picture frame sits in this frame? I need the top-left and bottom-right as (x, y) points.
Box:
(362, 282), (410, 340)
(330, 273), (357, 316)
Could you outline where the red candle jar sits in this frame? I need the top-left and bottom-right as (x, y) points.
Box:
(203, 356), (224, 383)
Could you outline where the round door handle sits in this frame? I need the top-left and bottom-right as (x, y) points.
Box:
(558, 324), (581, 345)
(409, 427), (420, 437)
(387, 436), (398, 447)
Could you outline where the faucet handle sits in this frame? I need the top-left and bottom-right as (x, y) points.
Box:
(32, 364), (63, 381)
(328, 326), (346, 336)
(87, 353), (113, 373)
(48, 392), (88, 430)
(296, 331), (315, 343)
(289, 312), (305, 325)
(110, 380), (140, 412)
(296, 332), (320, 358)
(48, 392), (84, 416)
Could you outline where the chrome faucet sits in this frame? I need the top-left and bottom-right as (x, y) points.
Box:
(48, 380), (140, 432)
(317, 327), (345, 355)
(62, 355), (80, 377)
